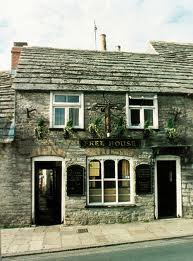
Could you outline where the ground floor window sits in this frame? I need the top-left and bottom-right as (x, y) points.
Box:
(87, 156), (134, 205)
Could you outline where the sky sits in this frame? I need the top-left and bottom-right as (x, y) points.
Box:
(1, 0), (193, 70)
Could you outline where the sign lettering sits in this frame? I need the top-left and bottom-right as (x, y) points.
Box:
(79, 139), (140, 148)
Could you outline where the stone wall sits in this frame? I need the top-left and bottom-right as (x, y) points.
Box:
(0, 90), (193, 226)
(181, 165), (193, 217)
(65, 196), (154, 225)
(0, 144), (31, 226)
(180, 95), (193, 217)
(64, 145), (154, 225)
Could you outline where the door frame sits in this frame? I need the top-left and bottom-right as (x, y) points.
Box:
(32, 156), (65, 224)
(154, 155), (182, 219)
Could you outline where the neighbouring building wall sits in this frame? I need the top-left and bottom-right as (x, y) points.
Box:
(0, 144), (32, 226)
(181, 165), (193, 217)
(180, 95), (193, 217)
(0, 144), (15, 226)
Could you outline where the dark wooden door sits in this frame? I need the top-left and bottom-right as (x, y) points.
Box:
(157, 160), (176, 218)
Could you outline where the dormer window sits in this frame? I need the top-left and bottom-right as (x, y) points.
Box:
(50, 92), (84, 128)
(126, 94), (158, 129)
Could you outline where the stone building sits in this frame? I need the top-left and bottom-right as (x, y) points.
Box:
(0, 71), (15, 225)
(0, 39), (193, 226)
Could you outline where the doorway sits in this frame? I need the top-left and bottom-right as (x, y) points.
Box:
(157, 160), (176, 218)
(155, 156), (182, 219)
(34, 161), (62, 225)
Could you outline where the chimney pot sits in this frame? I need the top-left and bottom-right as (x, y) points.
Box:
(13, 42), (28, 47)
(99, 34), (107, 51)
(116, 45), (121, 51)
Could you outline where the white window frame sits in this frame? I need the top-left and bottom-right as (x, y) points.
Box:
(87, 156), (135, 206)
(126, 94), (158, 129)
(50, 92), (84, 129)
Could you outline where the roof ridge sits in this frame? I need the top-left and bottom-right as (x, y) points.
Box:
(150, 40), (193, 46)
(21, 46), (158, 56)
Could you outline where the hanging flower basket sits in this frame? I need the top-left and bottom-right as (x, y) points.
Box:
(63, 120), (73, 139)
(88, 116), (103, 138)
(165, 127), (178, 144)
(35, 117), (48, 140)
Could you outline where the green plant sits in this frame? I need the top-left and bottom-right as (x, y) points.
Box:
(35, 117), (48, 139)
(114, 116), (126, 137)
(165, 118), (178, 142)
(63, 120), (73, 139)
(165, 127), (178, 141)
(143, 120), (153, 139)
(166, 118), (174, 128)
(88, 116), (103, 138)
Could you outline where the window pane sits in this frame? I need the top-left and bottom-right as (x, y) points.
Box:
(55, 95), (67, 103)
(69, 108), (79, 126)
(89, 160), (101, 179)
(55, 108), (65, 125)
(144, 109), (153, 126)
(118, 160), (130, 179)
(89, 181), (102, 203)
(104, 160), (115, 178)
(55, 95), (79, 103)
(118, 181), (130, 202)
(68, 96), (79, 103)
(131, 109), (140, 126)
(104, 181), (116, 202)
(129, 98), (153, 106)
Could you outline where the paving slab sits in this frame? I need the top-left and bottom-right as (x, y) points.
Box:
(61, 234), (81, 247)
(29, 241), (44, 251)
(1, 218), (193, 257)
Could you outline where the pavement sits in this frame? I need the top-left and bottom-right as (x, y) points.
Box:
(1, 218), (193, 258)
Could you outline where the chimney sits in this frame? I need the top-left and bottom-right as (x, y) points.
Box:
(99, 34), (107, 51)
(11, 42), (28, 74)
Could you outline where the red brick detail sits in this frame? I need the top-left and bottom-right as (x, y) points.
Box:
(11, 47), (22, 70)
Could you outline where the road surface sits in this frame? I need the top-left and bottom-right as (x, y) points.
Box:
(3, 236), (193, 261)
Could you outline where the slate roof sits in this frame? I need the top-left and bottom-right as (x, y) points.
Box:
(151, 41), (193, 57)
(0, 71), (15, 142)
(13, 42), (193, 94)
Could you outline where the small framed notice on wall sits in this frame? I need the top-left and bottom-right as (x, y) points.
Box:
(136, 164), (152, 194)
(67, 165), (85, 196)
